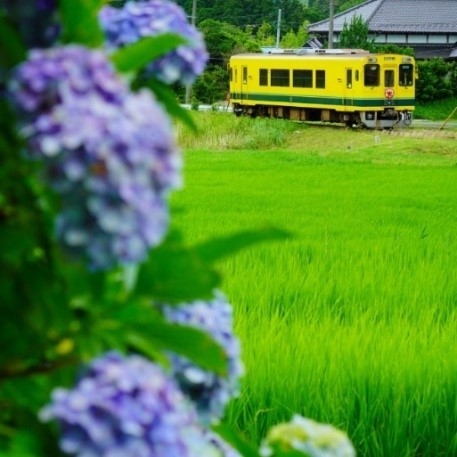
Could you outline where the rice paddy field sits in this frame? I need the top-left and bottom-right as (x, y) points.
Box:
(172, 112), (457, 456)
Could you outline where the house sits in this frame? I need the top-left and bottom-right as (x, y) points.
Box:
(307, 0), (457, 59)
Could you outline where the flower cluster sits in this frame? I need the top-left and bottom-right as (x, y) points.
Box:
(9, 45), (181, 270)
(39, 351), (225, 457)
(260, 415), (356, 457)
(40, 353), (197, 457)
(99, 0), (208, 84)
(162, 292), (244, 424)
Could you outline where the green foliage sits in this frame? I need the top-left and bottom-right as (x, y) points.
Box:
(176, 0), (305, 35)
(337, 0), (365, 12)
(416, 58), (457, 103)
(0, 2), (294, 456)
(414, 96), (457, 121)
(338, 14), (371, 49)
(133, 76), (197, 130)
(372, 43), (414, 56)
(280, 22), (309, 49)
(192, 20), (261, 105)
(0, 14), (26, 70)
(110, 33), (187, 72)
(199, 19), (260, 66)
(256, 22), (276, 47)
(192, 65), (230, 104)
(59, 0), (105, 46)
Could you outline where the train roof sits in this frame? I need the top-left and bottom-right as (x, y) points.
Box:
(229, 50), (414, 61)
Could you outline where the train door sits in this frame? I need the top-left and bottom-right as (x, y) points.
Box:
(344, 68), (353, 108)
(384, 67), (395, 100)
(241, 65), (248, 98)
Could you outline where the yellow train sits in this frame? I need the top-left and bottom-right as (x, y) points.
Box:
(228, 49), (417, 129)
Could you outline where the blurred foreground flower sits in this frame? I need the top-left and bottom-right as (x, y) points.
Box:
(260, 415), (356, 457)
(9, 45), (181, 269)
(99, 0), (208, 84)
(40, 351), (226, 457)
(162, 292), (244, 424)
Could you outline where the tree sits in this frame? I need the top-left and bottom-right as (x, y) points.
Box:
(338, 14), (371, 49)
(280, 21), (309, 48)
(416, 58), (457, 103)
(192, 66), (229, 104)
(337, 0), (365, 12)
(198, 19), (259, 66)
(257, 21), (276, 46)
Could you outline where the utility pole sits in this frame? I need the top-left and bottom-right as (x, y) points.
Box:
(275, 9), (282, 48)
(328, 0), (334, 49)
(185, 0), (197, 105)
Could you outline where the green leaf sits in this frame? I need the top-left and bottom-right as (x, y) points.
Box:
(212, 423), (260, 457)
(196, 227), (291, 263)
(91, 298), (227, 374)
(111, 34), (187, 73)
(134, 77), (197, 131)
(0, 14), (26, 69)
(128, 319), (227, 375)
(134, 228), (289, 303)
(58, 0), (105, 46)
(0, 226), (35, 266)
(135, 232), (220, 303)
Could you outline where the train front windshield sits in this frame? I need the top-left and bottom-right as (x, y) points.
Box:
(399, 64), (414, 86)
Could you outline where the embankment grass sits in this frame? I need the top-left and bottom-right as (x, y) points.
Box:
(415, 96), (457, 121)
(172, 112), (457, 456)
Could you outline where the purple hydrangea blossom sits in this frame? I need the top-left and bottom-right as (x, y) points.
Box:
(9, 45), (181, 270)
(99, 0), (208, 84)
(39, 351), (221, 457)
(162, 292), (244, 424)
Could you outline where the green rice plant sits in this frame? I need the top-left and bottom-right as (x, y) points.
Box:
(170, 128), (457, 456)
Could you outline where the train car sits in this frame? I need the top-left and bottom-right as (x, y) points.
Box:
(228, 49), (417, 129)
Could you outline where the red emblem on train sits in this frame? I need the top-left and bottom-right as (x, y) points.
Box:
(385, 88), (395, 99)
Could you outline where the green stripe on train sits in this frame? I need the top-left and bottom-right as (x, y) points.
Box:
(230, 92), (414, 108)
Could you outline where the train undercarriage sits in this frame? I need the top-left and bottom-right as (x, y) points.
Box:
(232, 104), (413, 129)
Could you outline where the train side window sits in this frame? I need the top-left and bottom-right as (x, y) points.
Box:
(293, 69), (312, 88)
(385, 69), (394, 87)
(364, 64), (380, 86)
(242, 67), (247, 84)
(271, 69), (290, 87)
(259, 69), (268, 86)
(235, 69), (237, 83)
(316, 70), (325, 89)
(399, 64), (413, 86)
(355, 70), (359, 81)
(229, 67), (233, 82)
(346, 69), (352, 88)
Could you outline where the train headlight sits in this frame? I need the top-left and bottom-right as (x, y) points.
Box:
(368, 57), (377, 63)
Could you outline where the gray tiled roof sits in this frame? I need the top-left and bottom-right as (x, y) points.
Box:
(308, 0), (457, 33)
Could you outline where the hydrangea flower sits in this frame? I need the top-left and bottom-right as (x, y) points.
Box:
(259, 415), (356, 457)
(162, 292), (244, 424)
(9, 45), (181, 270)
(99, 0), (208, 84)
(39, 351), (223, 457)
